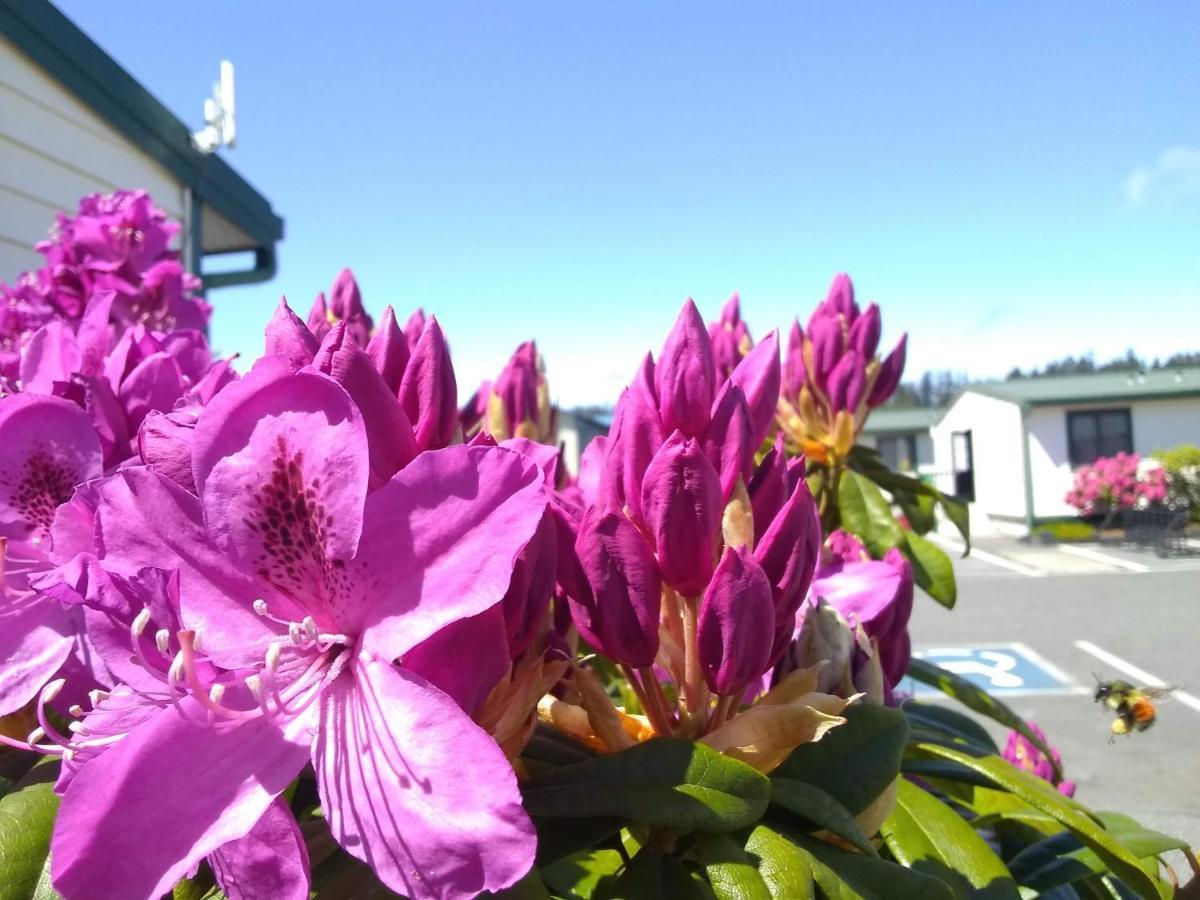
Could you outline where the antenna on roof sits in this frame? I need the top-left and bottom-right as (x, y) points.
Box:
(192, 60), (236, 154)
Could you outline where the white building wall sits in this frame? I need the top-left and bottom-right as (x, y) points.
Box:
(0, 36), (185, 283)
(1028, 397), (1200, 519)
(931, 391), (1026, 520)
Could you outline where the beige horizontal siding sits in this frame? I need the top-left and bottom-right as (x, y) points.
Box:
(0, 36), (186, 284)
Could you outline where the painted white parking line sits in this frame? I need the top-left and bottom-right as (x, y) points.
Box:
(1074, 640), (1200, 714)
(1058, 545), (1149, 573)
(927, 533), (1046, 577)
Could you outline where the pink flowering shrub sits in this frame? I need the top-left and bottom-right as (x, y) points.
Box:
(1065, 452), (1168, 516)
(0, 189), (1188, 900)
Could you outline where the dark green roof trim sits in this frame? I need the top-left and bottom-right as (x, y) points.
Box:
(860, 407), (944, 434)
(0, 0), (284, 250)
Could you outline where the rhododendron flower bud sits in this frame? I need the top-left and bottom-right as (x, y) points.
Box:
(867, 333), (907, 407)
(825, 272), (859, 322)
(708, 293), (752, 378)
(600, 356), (663, 522)
(486, 341), (553, 442)
(265, 297), (320, 370)
(306, 291), (331, 341)
(571, 507), (662, 667)
(313, 323), (417, 485)
(729, 330), (781, 446)
(655, 299), (716, 438)
(641, 432), (723, 597)
(399, 316), (458, 451)
(755, 476), (821, 661)
(824, 529), (869, 566)
(702, 383), (753, 501)
(783, 319), (806, 398)
(698, 545), (775, 696)
(500, 509), (558, 658)
(806, 314), (842, 392)
(826, 350), (865, 413)
(366, 306), (410, 394)
(327, 267), (373, 346)
(748, 436), (788, 538)
(848, 302), (881, 360)
(403, 307), (427, 350)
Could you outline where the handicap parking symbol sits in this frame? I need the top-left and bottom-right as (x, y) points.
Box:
(903, 644), (1076, 697)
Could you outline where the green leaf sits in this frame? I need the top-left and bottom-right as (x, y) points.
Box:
(601, 850), (705, 899)
(910, 744), (1168, 900)
(900, 530), (957, 607)
(902, 701), (998, 753)
(838, 470), (904, 557)
(0, 761), (60, 900)
(847, 451), (971, 550)
(772, 705), (908, 817)
(895, 492), (937, 534)
(533, 815), (625, 866)
(689, 833), (774, 900)
(906, 658), (1063, 783)
(791, 831), (955, 900)
(522, 738), (771, 833)
(881, 779), (1021, 899)
(769, 780), (877, 856)
(541, 848), (624, 899)
(742, 826), (817, 899)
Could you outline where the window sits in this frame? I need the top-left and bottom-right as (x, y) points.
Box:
(1067, 408), (1132, 466)
(877, 434), (918, 472)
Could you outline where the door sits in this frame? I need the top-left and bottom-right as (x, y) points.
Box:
(952, 430), (975, 502)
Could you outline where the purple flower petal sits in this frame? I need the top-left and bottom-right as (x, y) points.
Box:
(264, 297), (319, 370)
(399, 316), (458, 452)
(209, 798), (312, 900)
(655, 299), (716, 438)
(51, 700), (314, 900)
(0, 593), (74, 716)
(314, 654), (535, 900)
(698, 546), (775, 696)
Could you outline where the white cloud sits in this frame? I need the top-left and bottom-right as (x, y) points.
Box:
(1123, 146), (1200, 206)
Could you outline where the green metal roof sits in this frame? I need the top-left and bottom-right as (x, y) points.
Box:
(0, 0), (283, 283)
(861, 407), (944, 434)
(967, 367), (1200, 407)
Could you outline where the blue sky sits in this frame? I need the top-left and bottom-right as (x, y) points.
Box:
(56, 2), (1200, 405)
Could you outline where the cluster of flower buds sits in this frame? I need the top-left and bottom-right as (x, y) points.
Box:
(540, 299), (857, 765)
(461, 340), (556, 444)
(1002, 723), (1076, 797)
(779, 274), (907, 462)
(305, 267), (376, 347)
(0, 191), (210, 376)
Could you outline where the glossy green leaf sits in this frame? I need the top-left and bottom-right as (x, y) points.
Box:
(881, 779), (1021, 899)
(541, 848), (624, 899)
(522, 738), (771, 833)
(902, 701), (998, 753)
(910, 743), (1167, 900)
(0, 761), (60, 900)
(838, 470), (904, 557)
(601, 850), (705, 899)
(743, 826), (817, 899)
(533, 815), (624, 865)
(896, 491), (937, 534)
(900, 530), (957, 607)
(906, 658), (1063, 782)
(791, 831), (955, 900)
(768, 781), (877, 856)
(689, 833), (774, 900)
(772, 705), (908, 817)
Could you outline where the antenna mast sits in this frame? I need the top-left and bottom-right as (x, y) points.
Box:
(193, 60), (236, 154)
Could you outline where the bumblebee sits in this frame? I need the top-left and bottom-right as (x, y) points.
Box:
(1094, 678), (1175, 740)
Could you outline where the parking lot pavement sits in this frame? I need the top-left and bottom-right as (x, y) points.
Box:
(908, 560), (1200, 851)
(932, 531), (1200, 577)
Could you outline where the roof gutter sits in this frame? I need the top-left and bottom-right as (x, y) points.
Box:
(201, 244), (278, 290)
(1019, 403), (1036, 536)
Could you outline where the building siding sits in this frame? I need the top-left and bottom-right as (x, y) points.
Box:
(1028, 398), (1200, 519)
(931, 391), (1026, 520)
(0, 35), (185, 284)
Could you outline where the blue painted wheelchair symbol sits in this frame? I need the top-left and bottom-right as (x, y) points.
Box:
(904, 644), (1077, 697)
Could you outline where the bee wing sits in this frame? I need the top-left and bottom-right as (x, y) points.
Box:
(1139, 685), (1179, 700)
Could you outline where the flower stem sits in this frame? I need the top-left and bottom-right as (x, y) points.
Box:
(680, 595), (709, 729)
(620, 664), (669, 736)
(707, 694), (737, 734)
(640, 666), (677, 732)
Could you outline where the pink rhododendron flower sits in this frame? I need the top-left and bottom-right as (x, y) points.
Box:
(38, 363), (547, 900)
(1002, 722), (1076, 796)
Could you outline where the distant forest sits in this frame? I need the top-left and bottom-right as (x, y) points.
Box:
(889, 350), (1200, 409)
